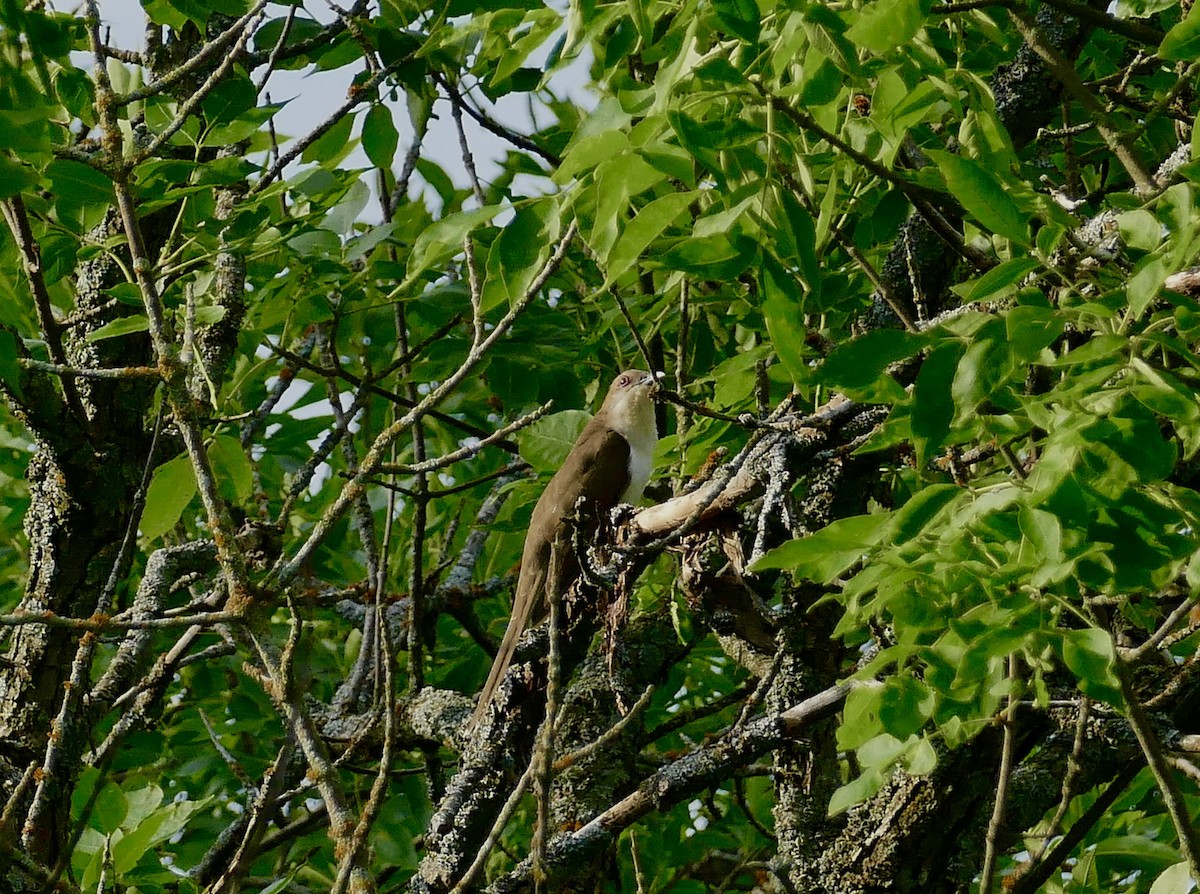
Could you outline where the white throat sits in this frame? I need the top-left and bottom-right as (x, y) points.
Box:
(608, 395), (656, 503)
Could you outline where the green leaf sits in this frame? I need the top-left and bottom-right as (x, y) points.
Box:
(667, 111), (724, 177)
(287, 228), (342, 257)
(775, 189), (820, 303)
(1019, 506), (1066, 588)
(1160, 2), (1200, 60)
(761, 255), (809, 385)
(256, 874), (300, 894)
(113, 796), (206, 873)
(519, 410), (589, 473)
(820, 329), (920, 401)
(1060, 628), (1121, 705)
(201, 77), (256, 126)
(661, 233), (754, 279)
(41, 233), (79, 285)
(481, 199), (558, 310)
(1094, 836), (1185, 875)
(751, 513), (888, 581)
(828, 767), (884, 816)
(1005, 305), (1064, 362)
(0, 156), (38, 198)
(404, 204), (504, 286)
(323, 179), (370, 236)
(712, 0), (760, 42)
(363, 104), (400, 170)
(46, 157), (114, 207)
(951, 322), (1015, 417)
(910, 342), (960, 464)
(301, 112), (355, 166)
(802, 5), (863, 77)
(838, 685), (885, 749)
(202, 104), (280, 146)
(603, 191), (694, 284)
(1118, 209), (1161, 252)
(0, 329), (24, 401)
(84, 315), (150, 343)
(208, 435), (253, 502)
(1150, 861), (1195, 894)
(93, 782), (127, 834)
(887, 483), (960, 544)
(845, 0), (921, 53)
(1127, 254), (1170, 318)
(141, 454), (198, 542)
(555, 131), (629, 183)
(959, 256), (1040, 302)
(927, 150), (1029, 245)
(905, 736), (937, 775)
(878, 676), (932, 740)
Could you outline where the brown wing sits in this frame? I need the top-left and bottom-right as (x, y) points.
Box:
(533, 422), (632, 528)
(469, 424), (631, 730)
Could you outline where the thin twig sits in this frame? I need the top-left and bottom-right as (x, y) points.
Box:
(379, 401), (553, 475)
(254, 4), (298, 94)
(17, 358), (161, 379)
(554, 685), (654, 771)
(448, 763), (537, 894)
(532, 536), (569, 883)
(1008, 763), (1140, 894)
(1129, 593), (1195, 662)
(446, 76), (485, 206)
(609, 286), (655, 370)
(1005, 7), (1155, 194)
(85, 0), (252, 607)
(253, 58), (405, 193)
(136, 10), (266, 161)
(120, 0), (270, 104)
(979, 654), (1020, 893)
(432, 72), (561, 166)
(275, 219), (579, 584)
(674, 279), (692, 491)
(1, 197), (94, 435)
(1115, 657), (1200, 878)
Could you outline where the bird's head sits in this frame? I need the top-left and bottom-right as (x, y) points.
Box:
(601, 369), (661, 437)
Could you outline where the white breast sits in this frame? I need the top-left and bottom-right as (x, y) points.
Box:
(622, 427), (655, 502)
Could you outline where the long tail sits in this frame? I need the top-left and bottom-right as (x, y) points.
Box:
(468, 607), (528, 731)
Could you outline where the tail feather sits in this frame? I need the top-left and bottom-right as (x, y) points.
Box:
(468, 608), (526, 731)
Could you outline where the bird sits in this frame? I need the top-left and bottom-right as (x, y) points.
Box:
(470, 369), (660, 730)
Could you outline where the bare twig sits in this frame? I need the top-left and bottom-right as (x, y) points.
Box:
(136, 10), (266, 161)
(1, 196), (94, 434)
(379, 401), (553, 475)
(1115, 658), (1200, 878)
(609, 286), (656, 371)
(432, 72), (561, 166)
(254, 4), (298, 94)
(1008, 763), (1140, 894)
(120, 0), (270, 104)
(17, 358), (161, 380)
(85, 0), (253, 607)
(554, 684), (654, 771)
(1005, 7), (1155, 194)
(275, 219), (579, 584)
(1129, 592), (1195, 662)
(980, 655), (1020, 894)
(447, 77), (485, 206)
(448, 761), (537, 894)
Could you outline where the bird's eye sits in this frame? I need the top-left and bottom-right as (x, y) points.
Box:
(618, 375), (630, 387)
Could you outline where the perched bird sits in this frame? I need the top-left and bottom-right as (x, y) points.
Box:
(471, 370), (660, 729)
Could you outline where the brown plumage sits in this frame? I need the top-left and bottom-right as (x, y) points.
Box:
(470, 370), (659, 730)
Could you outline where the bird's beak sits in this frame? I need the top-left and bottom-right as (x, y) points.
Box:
(647, 371), (664, 397)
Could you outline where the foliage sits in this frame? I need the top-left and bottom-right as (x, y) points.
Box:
(0, 0), (1199, 892)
